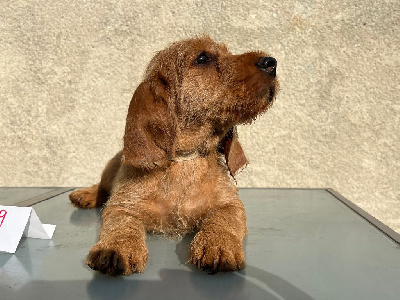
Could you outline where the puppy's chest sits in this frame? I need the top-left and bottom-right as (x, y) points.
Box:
(157, 160), (219, 220)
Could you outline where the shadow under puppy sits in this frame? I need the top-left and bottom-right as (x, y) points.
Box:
(70, 36), (279, 276)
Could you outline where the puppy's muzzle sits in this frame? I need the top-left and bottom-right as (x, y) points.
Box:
(256, 57), (277, 78)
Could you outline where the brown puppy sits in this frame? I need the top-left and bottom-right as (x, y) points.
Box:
(70, 36), (278, 276)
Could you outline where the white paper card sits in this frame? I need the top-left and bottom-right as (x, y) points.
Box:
(0, 205), (56, 253)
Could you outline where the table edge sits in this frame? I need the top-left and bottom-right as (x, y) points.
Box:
(326, 188), (400, 245)
(14, 187), (75, 207)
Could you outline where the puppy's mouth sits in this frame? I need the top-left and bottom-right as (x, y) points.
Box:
(258, 85), (276, 105)
(254, 56), (278, 104)
(268, 87), (275, 104)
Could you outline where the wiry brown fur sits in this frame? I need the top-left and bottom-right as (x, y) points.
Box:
(69, 36), (279, 276)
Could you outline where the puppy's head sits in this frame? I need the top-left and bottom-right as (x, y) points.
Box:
(178, 37), (278, 125)
(123, 37), (279, 174)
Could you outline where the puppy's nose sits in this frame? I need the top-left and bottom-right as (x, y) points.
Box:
(256, 57), (277, 77)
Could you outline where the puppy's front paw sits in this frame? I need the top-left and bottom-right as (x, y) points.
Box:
(189, 231), (245, 273)
(69, 185), (99, 209)
(86, 241), (148, 276)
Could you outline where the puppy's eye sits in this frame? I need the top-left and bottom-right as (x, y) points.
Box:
(195, 52), (212, 65)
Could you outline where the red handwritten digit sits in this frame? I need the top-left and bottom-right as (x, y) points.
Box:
(0, 210), (7, 227)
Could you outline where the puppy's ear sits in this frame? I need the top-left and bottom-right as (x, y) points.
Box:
(219, 127), (249, 177)
(123, 81), (175, 169)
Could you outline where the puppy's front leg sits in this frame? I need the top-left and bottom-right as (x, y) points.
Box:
(189, 201), (247, 273)
(86, 205), (148, 276)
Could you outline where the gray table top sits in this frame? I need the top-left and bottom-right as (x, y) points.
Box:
(0, 188), (399, 299)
